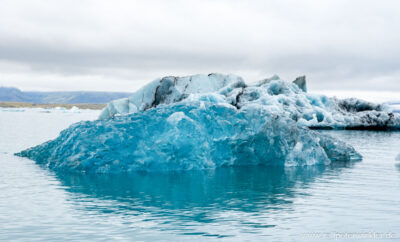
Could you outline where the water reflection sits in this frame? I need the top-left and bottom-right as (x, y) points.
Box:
(39, 163), (360, 238)
(55, 164), (355, 218)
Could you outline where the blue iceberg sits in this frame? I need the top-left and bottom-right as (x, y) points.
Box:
(16, 73), (369, 173)
(17, 101), (361, 172)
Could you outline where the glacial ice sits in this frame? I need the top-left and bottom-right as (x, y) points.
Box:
(100, 74), (400, 130)
(17, 73), (379, 173)
(17, 100), (361, 173)
(99, 73), (245, 120)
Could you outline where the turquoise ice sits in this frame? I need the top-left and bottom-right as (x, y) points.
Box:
(17, 100), (361, 173)
(21, 73), (400, 172)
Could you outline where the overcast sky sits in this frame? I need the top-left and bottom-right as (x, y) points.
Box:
(0, 0), (400, 93)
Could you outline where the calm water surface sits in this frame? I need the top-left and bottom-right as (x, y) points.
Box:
(0, 108), (399, 241)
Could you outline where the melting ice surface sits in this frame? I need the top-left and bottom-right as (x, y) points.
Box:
(19, 73), (400, 172)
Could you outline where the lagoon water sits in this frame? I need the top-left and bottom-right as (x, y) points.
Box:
(0, 108), (399, 241)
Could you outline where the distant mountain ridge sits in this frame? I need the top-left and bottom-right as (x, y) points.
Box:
(0, 86), (132, 104)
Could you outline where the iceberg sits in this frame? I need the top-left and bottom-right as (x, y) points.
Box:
(16, 100), (361, 173)
(100, 74), (400, 130)
(16, 73), (369, 173)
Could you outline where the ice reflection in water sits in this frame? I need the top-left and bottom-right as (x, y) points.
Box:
(55, 164), (355, 238)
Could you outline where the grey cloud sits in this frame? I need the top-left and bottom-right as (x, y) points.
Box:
(0, 0), (400, 92)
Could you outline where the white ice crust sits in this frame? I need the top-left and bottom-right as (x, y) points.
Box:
(99, 73), (400, 130)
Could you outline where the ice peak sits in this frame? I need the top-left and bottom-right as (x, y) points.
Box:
(293, 75), (307, 92)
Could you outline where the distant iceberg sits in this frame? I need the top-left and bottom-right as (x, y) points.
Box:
(100, 74), (400, 130)
(16, 73), (367, 173)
